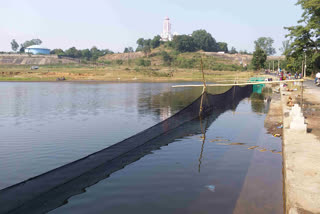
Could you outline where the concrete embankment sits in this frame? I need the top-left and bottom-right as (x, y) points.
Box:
(281, 82), (320, 214)
(0, 54), (78, 65)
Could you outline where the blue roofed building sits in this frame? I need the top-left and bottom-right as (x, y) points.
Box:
(25, 45), (50, 55)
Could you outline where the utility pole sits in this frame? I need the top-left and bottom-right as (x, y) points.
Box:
(304, 52), (307, 78)
(269, 62), (270, 72)
(302, 60), (304, 77)
(278, 60), (280, 72)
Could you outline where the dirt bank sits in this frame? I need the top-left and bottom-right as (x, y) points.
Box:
(264, 85), (283, 138)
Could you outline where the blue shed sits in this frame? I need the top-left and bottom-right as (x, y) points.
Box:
(25, 45), (50, 55)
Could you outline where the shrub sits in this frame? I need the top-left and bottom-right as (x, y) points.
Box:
(136, 59), (151, 67)
(115, 59), (123, 65)
(161, 51), (172, 66)
(175, 57), (197, 68)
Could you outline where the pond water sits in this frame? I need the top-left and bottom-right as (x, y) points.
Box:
(0, 82), (282, 214)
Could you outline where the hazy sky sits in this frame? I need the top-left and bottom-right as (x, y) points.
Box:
(1, 0), (302, 54)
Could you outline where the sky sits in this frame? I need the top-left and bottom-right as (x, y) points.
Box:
(0, 0), (303, 55)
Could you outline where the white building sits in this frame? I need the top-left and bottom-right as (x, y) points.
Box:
(160, 17), (173, 41)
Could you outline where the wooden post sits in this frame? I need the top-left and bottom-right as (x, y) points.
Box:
(200, 59), (207, 92)
(199, 58), (207, 117)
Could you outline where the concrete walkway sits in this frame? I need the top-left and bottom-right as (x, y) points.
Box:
(281, 82), (320, 214)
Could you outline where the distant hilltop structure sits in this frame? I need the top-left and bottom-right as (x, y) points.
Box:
(161, 17), (177, 42)
(25, 45), (50, 55)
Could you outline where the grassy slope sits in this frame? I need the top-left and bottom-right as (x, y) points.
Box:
(0, 46), (262, 82)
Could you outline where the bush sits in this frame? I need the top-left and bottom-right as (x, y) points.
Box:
(115, 59), (123, 65)
(144, 60), (151, 66)
(161, 51), (173, 66)
(136, 59), (151, 67)
(175, 57), (197, 68)
(207, 62), (243, 71)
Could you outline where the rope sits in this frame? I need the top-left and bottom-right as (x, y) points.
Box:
(172, 79), (305, 88)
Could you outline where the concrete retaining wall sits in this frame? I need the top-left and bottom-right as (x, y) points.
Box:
(281, 85), (320, 214)
(0, 54), (78, 65)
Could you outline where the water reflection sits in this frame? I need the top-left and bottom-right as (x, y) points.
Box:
(0, 85), (251, 214)
(198, 116), (209, 173)
(1, 82), (186, 190)
(250, 87), (272, 114)
(138, 86), (233, 120)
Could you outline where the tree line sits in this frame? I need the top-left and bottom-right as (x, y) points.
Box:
(10, 38), (113, 62)
(11, 39), (43, 53)
(131, 30), (239, 54)
(283, 0), (320, 75)
(251, 0), (320, 75)
(50, 47), (113, 61)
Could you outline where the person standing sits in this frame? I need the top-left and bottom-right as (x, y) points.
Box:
(315, 72), (320, 83)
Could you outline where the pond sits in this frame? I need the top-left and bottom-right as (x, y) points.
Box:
(0, 82), (282, 214)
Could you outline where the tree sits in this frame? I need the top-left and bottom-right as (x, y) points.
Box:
(284, 0), (320, 75)
(61, 46), (112, 61)
(65, 47), (81, 58)
(251, 47), (267, 70)
(136, 38), (151, 52)
(239, 50), (250, 54)
(191, 29), (218, 52)
(161, 51), (173, 66)
(101, 49), (114, 55)
(22, 39), (42, 48)
(81, 49), (92, 60)
(19, 38), (43, 53)
(30, 39), (42, 45)
(124, 47), (134, 53)
(173, 35), (196, 52)
(19, 44), (25, 53)
(50, 49), (65, 55)
(90, 46), (99, 61)
(136, 38), (145, 52)
(128, 47), (134, 52)
(229, 47), (238, 54)
(254, 37), (276, 55)
(217, 42), (228, 52)
(151, 35), (161, 49)
(143, 45), (151, 57)
(11, 39), (19, 52)
(279, 40), (290, 55)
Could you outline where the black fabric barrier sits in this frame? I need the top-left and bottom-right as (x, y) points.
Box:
(0, 85), (252, 214)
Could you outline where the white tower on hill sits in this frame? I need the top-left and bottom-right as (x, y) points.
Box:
(161, 16), (173, 41)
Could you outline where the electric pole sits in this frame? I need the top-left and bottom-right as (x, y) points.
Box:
(304, 52), (307, 78)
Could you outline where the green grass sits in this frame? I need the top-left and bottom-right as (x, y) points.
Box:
(0, 76), (56, 81)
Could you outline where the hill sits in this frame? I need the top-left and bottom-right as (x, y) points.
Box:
(99, 47), (285, 69)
